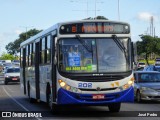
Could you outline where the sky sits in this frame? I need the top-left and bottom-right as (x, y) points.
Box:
(0, 0), (160, 54)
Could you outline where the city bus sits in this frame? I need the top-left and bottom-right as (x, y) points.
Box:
(20, 20), (134, 112)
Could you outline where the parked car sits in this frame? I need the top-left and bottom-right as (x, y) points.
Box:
(155, 58), (160, 66)
(134, 71), (160, 102)
(12, 60), (20, 66)
(4, 67), (20, 85)
(137, 62), (146, 69)
(143, 65), (160, 72)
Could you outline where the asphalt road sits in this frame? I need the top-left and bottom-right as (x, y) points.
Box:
(0, 77), (160, 120)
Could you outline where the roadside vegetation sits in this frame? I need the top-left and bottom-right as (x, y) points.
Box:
(136, 35), (160, 65)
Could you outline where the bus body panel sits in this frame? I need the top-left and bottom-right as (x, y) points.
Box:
(56, 71), (134, 104)
(39, 65), (52, 102)
(57, 87), (134, 105)
(26, 67), (36, 99)
(57, 73), (133, 93)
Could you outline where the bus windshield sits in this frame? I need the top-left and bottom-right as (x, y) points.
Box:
(58, 38), (130, 73)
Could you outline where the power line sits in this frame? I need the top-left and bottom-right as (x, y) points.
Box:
(70, 0), (103, 18)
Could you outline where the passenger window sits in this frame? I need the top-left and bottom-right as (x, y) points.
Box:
(46, 35), (51, 63)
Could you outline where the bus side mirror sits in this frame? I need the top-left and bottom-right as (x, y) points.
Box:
(131, 42), (134, 63)
(131, 42), (137, 70)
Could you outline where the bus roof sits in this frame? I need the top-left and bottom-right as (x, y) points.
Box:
(20, 20), (130, 47)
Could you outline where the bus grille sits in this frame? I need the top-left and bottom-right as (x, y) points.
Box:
(79, 87), (117, 91)
(68, 75), (125, 82)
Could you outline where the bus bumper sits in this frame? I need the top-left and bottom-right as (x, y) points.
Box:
(57, 87), (134, 105)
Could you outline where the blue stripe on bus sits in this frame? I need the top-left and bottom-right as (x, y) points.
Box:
(57, 87), (134, 105)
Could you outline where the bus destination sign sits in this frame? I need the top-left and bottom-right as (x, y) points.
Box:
(60, 22), (130, 34)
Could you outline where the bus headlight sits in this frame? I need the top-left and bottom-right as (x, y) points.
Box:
(5, 75), (9, 78)
(58, 79), (80, 93)
(60, 81), (66, 87)
(119, 77), (134, 90)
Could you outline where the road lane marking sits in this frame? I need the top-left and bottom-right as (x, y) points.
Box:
(3, 86), (42, 120)
(0, 80), (4, 84)
(4, 86), (17, 93)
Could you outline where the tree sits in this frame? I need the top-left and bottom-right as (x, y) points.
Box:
(0, 52), (15, 60)
(136, 35), (160, 65)
(5, 29), (42, 55)
(83, 16), (108, 20)
(95, 16), (108, 20)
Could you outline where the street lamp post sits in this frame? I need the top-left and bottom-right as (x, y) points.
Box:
(118, 0), (120, 20)
(20, 26), (34, 39)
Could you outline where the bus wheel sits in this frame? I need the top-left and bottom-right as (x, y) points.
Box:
(108, 103), (121, 112)
(136, 90), (142, 103)
(48, 92), (57, 113)
(4, 80), (8, 85)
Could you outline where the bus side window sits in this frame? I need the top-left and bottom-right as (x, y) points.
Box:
(31, 43), (35, 65)
(41, 37), (45, 64)
(20, 48), (23, 67)
(46, 35), (51, 63)
(29, 44), (32, 66)
(26, 45), (28, 67)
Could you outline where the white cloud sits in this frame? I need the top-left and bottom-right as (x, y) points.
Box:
(0, 31), (18, 54)
(15, 30), (23, 35)
(137, 12), (158, 22)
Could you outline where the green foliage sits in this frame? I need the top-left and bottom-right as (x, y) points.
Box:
(136, 35), (160, 65)
(0, 52), (15, 60)
(139, 60), (155, 65)
(83, 16), (108, 20)
(5, 29), (42, 55)
(95, 16), (108, 20)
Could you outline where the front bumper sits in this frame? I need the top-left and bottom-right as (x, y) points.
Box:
(57, 87), (134, 105)
(141, 91), (160, 101)
(5, 77), (20, 83)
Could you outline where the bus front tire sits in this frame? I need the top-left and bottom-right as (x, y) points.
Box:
(136, 90), (142, 103)
(108, 103), (121, 112)
(4, 80), (8, 85)
(48, 92), (58, 113)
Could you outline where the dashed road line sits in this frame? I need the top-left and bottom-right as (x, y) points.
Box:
(4, 86), (17, 93)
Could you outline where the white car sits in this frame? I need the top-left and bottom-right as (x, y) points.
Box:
(4, 67), (20, 85)
(137, 62), (146, 68)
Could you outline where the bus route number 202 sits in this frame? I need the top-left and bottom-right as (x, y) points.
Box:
(78, 83), (92, 88)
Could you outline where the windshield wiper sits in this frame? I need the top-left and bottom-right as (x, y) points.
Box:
(76, 35), (92, 53)
(112, 35), (127, 60)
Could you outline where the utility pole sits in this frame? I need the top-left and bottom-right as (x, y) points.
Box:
(150, 16), (154, 37)
(118, 0), (120, 20)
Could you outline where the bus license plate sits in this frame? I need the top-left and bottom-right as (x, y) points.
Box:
(12, 78), (17, 80)
(92, 94), (105, 99)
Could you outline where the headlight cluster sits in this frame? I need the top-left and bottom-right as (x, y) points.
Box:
(58, 79), (80, 93)
(119, 77), (134, 90)
(5, 75), (9, 78)
(141, 87), (155, 92)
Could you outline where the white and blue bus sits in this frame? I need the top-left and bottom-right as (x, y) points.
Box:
(20, 20), (134, 112)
